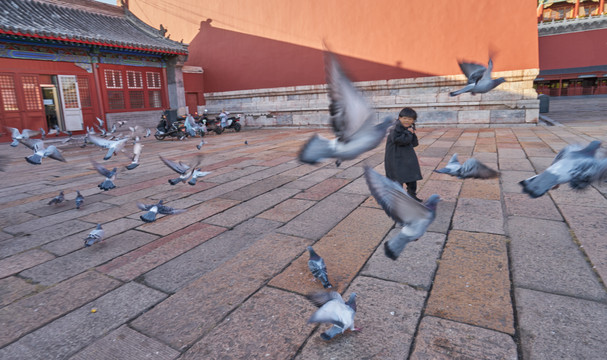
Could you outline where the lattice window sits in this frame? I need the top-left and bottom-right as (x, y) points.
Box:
(148, 90), (162, 108)
(60, 76), (79, 109)
(77, 75), (92, 108)
(127, 71), (143, 89)
(129, 91), (144, 109)
(0, 74), (19, 111)
(107, 90), (125, 110)
(105, 69), (123, 89)
(146, 72), (161, 89)
(22, 75), (42, 111)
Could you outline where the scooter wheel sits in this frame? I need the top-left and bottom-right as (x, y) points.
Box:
(154, 133), (166, 140)
(234, 123), (241, 132)
(214, 127), (224, 135)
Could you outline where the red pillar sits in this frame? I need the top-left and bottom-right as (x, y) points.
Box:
(599, 0), (605, 15)
(574, 0), (580, 17)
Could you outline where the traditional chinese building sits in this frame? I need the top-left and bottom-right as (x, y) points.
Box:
(0, 0), (188, 142)
(536, 0), (607, 96)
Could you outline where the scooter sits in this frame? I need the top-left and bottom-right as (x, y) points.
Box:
(155, 110), (187, 140)
(200, 113), (224, 134)
(222, 114), (242, 132)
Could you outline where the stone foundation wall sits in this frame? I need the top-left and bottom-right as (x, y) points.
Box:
(106, 110), (164, 130)
(203, 69), (540, 128)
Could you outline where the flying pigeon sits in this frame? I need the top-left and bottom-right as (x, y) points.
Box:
(84, 224), (104, 247)
(519, 140), (607, 198)
(48, 191), (65, 205)
(307, 291), (359, 340)
(434, 153), (499, 179)
(88, 135), (128, 160)
(364, 166), (441, 260)
(21, 139), (66, 165)
(450, 58), (506, 96)
(7, 127), (39, 147)
(188, 168), (212, 185)
(117, 120), (127, 127)
(196, 139), (205, 150)
(75, 191), (84, 209)
(126, 137), (142, 170)
(110, 124), (117, 134)
(61, 131), (73, 144)
(92, 160), (117, 191)
(298, 51), (393, 167)
(137, 200), (186, 223)
(144, 128), (151, 138)
(95, 117), (104, 128)
(40, 128), (46, 140)
(307, 246), (332, 289)
(159, 155), (203, 185)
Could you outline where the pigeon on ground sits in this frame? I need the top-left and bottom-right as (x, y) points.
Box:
(188, 168), (212, 185)
(450, 58), (506, 96)
(298, 51), (393, 167)
(7, 127), (39, 147)
(434, 153), (499, 179)
(75, 191), (84, 209)
(196, 139), (205, 150)
(88, 135), (128, 160)
(364, 166), (440, 260)
(21, 139), (66, 165)
(92, 160), (117, 191)
(307, 246), (332, 289)
(48, 191), (65, 205)
(126, 137), (142, 170)
(137, 200), (186, 223)
(307, 291), (359, 340)
(144, 128), (151, 138)
(519, 140), (607, 198)
(84, 224), (104, 247)
(159, 155), (203, 185)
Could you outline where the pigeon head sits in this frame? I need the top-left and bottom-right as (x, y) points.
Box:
(424, 194), (441, 210)
(346, 293), (357, 311)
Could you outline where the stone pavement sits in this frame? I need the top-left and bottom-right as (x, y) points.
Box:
(1, 117), (606, 359)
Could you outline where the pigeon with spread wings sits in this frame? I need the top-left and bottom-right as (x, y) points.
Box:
(450, 58), (506, 96)
(434, 153), (499, 179)
(159, 155), (205, 185)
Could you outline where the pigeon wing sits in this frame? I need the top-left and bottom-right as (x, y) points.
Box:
(88, 135), (115, 149)
(435, 153), (461, 175)
(137, 203), (154, 211)
(458, 61), (486, 83)
(480, 58), (494, 81)
(6, 127), (20, 138)
(44, 145), (66, 162)
(21, 129), (40, 138)
(459, 158), (499, 179)
(18, 138), (40, 150)
(307, 291), (344, 308)
(92, 160), (113, 177)
(160, 156), (189, 174)
(308, 301), (347, 328)
(325, 52), (375, 142)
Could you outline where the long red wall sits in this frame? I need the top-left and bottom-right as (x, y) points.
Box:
(129, 0), (539, 93)
(539, 28), (607, 70)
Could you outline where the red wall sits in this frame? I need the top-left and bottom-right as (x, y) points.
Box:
(539, 28), (607, 70)
(129, 0), (539, 93)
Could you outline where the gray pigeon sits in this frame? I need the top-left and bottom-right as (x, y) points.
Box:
(520, 140), (607, 198)
(144, 128), (151, 138)
(298, 51), (393, 167)
(434, 153), (499, 179)
(137, 200), (186, 223)
(364, 166), (440, 260)
(307, 291), (359, 341)
(196, 139), (205, 150)
(48, 191), (65, 205)
(450, 58), (506, 96)
(40, 128), (46, 140)
(159, 155), (203, 185)
(7, 127), (39, 147)
(21, 139), (66, 165)
(75, 191), (84, 209)
(126, 137), (142, 170)
(188, 169), (212, 185)
(84, 224), (104, 247)
(307, 246), (332, 289)
(92, 160), (117, 191)
(88, 135), (128, 160)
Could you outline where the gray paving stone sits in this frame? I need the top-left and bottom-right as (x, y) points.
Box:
(20, 230), (159, 286)
(338, 176), (371, 195)
(204, 187), (300, 228)
(500, 170), (538, 193)
(508, 216), (607, 302)
(0, 249), (55, 278)
(278, 192), (367, 240)
(0, 282), (165, 360)
(0, 276), (37, 307)
(426, 200), (455, 234)
(333, 165), (364, 179)
(504, 192), (563, 221)
(204, 165), (268, 183)
(242, 160), (300, 181)
(70, 325), (180, 360)
(362, 230), (446, 290)
(131, 232), (310, 350)
(410, 316), (517, 360)
(221, 174), (297, 201)
(296, 276), (427, 359)
(181, 287), (315, 359)
(516, 287), (607, 360)
(189, 177), (257, 202)
(283, 168), (342, 190)
(452, 198), (504, 235)
(142, 218), (282, 293)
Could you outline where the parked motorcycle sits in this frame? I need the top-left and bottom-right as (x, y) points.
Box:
(155, 110), (187, 140)
(222, 114), (242, 132)
(200, 112), (224, 135)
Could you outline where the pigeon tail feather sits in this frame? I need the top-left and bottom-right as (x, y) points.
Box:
(320, 326), (344, 341)
(168, 177), (183, 185)
(126, 163), (139, 170)
(25, 154), (42, 165)
(98, 180), (116, 191)
(519, 171), (560, 198)
(384, 232), (416, 260)
(140, 211), (157, 223)
(298, 134), (335, 164)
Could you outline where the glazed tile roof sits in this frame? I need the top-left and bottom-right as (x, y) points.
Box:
(0, 0), (187, 55)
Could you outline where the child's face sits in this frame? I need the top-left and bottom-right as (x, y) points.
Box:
(399, 116), (415, 128)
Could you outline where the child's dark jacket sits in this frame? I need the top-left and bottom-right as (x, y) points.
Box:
(384, 122), (422, 184)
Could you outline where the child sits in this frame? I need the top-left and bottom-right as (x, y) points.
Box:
(384, 107), (423, 202)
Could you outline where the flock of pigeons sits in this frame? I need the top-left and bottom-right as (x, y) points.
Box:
(4, 49), (607, 342)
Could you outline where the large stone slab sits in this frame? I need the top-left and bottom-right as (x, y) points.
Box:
(278, 192), (367, 240)
(181, 287), (315, 359)
(452, 198), (504, 234)
(426, 200), (455, 234)
(504, 193), (562, 221)
(0, 276), (37, 307)
(509, 216), (607, 301)
(222, 174), (297, 201)
(142, 218), (282, 293)
(0, 249), (55, 278)
(362, 230), (446, 290)
(20, 230), (159, 286)
(296, 276), (427, 359)
(426, 230), (514, 334)
(0, 282), (166, 360)
(70, 325), (180, 360)
(516, 287), (607, 360)
(459, 178), (500, 200)
(0, 271), (121, 347)
(410, 316), (517, 360)
(131, 232), (311, 350)
(256, 198), (316, 223)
